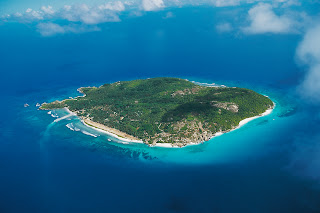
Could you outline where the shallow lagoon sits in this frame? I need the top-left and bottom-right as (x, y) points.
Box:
(41, 82), (280, 165)
(1, 6), (320, 212)
(2, 76), (319, 213)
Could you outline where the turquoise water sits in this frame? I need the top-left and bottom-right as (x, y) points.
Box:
(2, 75), (319, 212)
(29, 82), (293, 165)
(1, 5), (320, 212)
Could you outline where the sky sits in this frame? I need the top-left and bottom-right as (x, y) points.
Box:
(1, 0), (319, 102)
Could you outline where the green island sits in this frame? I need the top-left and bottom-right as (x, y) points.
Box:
(40, 77), (274, 147)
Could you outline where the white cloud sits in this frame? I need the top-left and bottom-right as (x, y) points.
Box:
(142, 0), (165, 11)
(216, 22), (233, 33)
(242, 3), (296, 34)
(59, 4), (121, 25)
(98, 2), (126, 11)
(2, 2), (125, 25)
(41, 6), (55, 15)
(272, 0), (301, 7)
(211, 0), (240, 7)
(0, 0), (308, 36)
(37, 22), (65, 36)
(296, 24), (320, 102)
(14, 12), (23, 17)
(188, 0), (301, 7)
(281, 0), (301, 7)
(37, 22), (100, 36)
(0, 2), (126, 36)
(163, 11), (174, 19)
(64, 5), (72, 11)
(1, 0), (305, 25)
(296, 25), (320, 65)
(17, 8), (45, 21)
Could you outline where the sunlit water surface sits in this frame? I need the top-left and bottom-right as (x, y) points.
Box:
(1, 7), (320, 213)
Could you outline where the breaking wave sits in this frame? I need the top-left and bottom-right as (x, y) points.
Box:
(66, 123), (75, 131)
(81, 130), (99, 138)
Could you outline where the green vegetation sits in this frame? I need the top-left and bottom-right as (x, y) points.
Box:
(41, 77), (273, 145)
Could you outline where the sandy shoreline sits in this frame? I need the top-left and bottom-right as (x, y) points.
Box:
(60, 103), (275, 148)
(81, 119), (144, 143)
(153, 103), (275, 148)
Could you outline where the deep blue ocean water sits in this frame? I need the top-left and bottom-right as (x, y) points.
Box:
(1, 6), (320, 213)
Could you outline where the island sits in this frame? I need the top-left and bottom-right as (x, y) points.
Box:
(40, 77), (274, 147)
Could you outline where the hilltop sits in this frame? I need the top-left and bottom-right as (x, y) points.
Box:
(41, 77), (274, 147)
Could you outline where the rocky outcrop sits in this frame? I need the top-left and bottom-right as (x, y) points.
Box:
(211, 101), (239, 113)
(171, 87), (202, 97)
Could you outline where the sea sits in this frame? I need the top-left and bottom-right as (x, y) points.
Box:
(1, 6), (320, 213)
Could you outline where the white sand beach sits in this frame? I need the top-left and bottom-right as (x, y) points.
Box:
(81, 119), (144, 143)
(153, 103), (275, 148)
(60, 103), (275, 148)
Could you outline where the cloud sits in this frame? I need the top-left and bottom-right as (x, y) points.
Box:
(2, 2), (125, 25)
(59, 4), (122, 25)
(239, 2), (317, 102)
(242, 3), (297, 34)
(296, 24), (320, 102)
(296, 25), (320, 65)
(36, 23), (65, 36)
(98, 2), (126, 11)
(211, 0), (240, 7)
(0, 0), (175, 35)
(163, 11), (174, 19)
(37, 22), (100, 36)
(280, 0), (301, 7)
(192, 0), (302, 7)
(41, 6), (55, 15)
(216, 22), (233, 33)
(271, 0), (301, 8)
(142, 0), (165, 11)
(11, 8), (46, 22)
(0, 0), (309, 36)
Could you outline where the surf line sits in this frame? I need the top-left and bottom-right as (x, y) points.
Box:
(54, 109), (77, 123)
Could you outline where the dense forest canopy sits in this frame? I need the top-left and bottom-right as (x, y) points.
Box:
(41, 78), (273, 145)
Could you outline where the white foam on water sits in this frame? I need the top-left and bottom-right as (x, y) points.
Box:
(51, 113), (59, 118)
(190, 81), (220, 87)
(81, 130), (99, 138)
(67, 122), (98, 138)
(66, 123), (75, 131)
